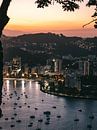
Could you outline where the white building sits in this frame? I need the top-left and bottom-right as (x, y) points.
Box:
(12, 57), (21, 74)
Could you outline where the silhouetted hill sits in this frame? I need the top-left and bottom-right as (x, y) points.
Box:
(7, 33), (82, 44)
(2, 33), (97, 66)
(5, 47), (49, 66)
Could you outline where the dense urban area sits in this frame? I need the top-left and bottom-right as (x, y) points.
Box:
(2, 33), (97, 99)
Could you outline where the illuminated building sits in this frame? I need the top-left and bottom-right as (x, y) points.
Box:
(24, 65), (29, 75)
(11, 57), (21, 76)
(51, 59), (62, 73)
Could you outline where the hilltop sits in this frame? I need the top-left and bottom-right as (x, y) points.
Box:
(2, 33), (97, 66)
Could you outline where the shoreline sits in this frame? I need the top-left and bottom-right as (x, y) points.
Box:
(3, 78), (97, 100)
(41, 88), (97, 100)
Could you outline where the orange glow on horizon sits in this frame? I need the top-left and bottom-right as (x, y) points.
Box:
(0, 0), (96, 37)
(6, 20), (93, 32)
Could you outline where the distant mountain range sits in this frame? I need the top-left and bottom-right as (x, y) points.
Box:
(2, 33), (97, 66)
(3, 29), (97, 38)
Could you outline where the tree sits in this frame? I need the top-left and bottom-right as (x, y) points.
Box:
(0, 0), (97, 105)
(0, 0), (97, 36)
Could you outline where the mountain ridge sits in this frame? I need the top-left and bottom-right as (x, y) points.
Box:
(2, 32), (97, 66)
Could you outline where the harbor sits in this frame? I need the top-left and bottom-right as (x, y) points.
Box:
(0, 79), (97, 130)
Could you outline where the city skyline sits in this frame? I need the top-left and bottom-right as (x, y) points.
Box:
(0, 0), (97, 37)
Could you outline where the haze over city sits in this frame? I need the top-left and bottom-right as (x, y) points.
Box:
(0, 0), (97, 37)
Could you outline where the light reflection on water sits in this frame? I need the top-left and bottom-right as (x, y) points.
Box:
(4, 80), (10, 92)
(13, 80), (17, 88)
(29, 81), (32, 88)
(34, 82), (40, 96)
(1, 79), (97, 130)
(21, 80), (25, 92)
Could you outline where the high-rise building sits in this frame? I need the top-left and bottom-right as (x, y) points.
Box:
(79, 60), (93, 76)
(84, 61), (90, 75)
(12, 57), (21, 74)
(54, 59), (62, 73)
(84, 60), (93, 76)
(51, 59), (62, 73)
(23, 65), (29, 75)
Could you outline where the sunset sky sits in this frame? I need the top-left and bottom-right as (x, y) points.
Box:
(0, 0), (97, 37)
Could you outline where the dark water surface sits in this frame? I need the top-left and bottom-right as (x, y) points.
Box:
(0, 79), (97, 130)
